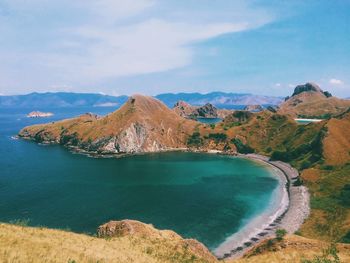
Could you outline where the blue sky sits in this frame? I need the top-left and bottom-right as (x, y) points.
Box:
(0, 0), (349, 97)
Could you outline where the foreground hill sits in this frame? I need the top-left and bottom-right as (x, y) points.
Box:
(278, 83), (350, 118)
(19, 95), (198, 154)
(0, 220), (217, 263)
(0, 92), (128, 108)
(1, 221), (349, 263)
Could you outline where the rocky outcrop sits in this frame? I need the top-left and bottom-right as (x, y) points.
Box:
(97, 220), (218, 262)
(243, 105), (264, 112)
(291, 83), (324, 97)
(173, 101), (218, 118)
(195, 103), (218, 118)
(173, 101), (196, 118)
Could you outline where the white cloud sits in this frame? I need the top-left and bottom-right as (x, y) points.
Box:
(275, 83), (281, 87)
(0, 0), (274, 92)
(288, 84), (295, 88)
(329, 78), (344, 85)
(48, 19), (250, 81)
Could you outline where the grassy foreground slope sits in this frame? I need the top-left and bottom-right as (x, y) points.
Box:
(2, 222), (350, 263)
(0, 221), (217, 263)
(231, 235), (350, 263)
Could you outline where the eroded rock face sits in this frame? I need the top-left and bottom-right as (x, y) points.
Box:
(196, 103), (218, 118)
(291, 82), (332, 98)
(173, 101), (218, 118)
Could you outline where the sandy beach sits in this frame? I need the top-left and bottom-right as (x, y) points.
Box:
(214, 153), (310, 259)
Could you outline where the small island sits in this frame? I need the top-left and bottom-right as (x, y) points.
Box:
(27, 111), (54, 118)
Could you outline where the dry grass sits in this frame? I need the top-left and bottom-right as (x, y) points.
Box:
(0, 223), (216, 263)
(229, 235), (350, 263)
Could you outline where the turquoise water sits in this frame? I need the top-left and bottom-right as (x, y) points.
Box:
(196, 117), (222, 124)
(0, 108), (278, 250)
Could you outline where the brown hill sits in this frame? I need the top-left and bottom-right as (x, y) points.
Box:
(278, 83), (350, 118)
(19, 95), (198, 154)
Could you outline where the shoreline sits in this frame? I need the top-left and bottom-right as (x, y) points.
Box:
(214, 153), (310, 260)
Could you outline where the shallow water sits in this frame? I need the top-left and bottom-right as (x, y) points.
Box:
(0, 107), (278, 250)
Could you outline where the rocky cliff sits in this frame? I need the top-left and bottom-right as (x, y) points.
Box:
(19, 95), (198, 155)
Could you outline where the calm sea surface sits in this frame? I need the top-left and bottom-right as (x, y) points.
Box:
(0, 107), (278, 250)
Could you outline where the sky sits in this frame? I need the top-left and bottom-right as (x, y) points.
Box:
(0, 0), (349, 97)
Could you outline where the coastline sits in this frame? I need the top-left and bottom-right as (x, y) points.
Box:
(214, 153), (310, 260)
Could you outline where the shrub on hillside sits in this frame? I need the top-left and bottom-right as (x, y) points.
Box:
(208, 133), (227, 143)
(187, 132), (203, 147)
(231, 138), (254, 154)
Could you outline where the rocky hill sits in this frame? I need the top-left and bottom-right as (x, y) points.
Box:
(278, 83), (350, 118)
(19, 95), (198, 155)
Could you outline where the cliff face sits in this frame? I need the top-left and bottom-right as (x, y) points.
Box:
(279, 83), (350, 118)
(19, 95), (198, 154)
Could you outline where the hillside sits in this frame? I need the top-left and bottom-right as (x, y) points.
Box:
(231, 234), (350, 263)
(0, 220), (217, 263)
(183, 108), (350, 244)
(0, 92), (128, 108)
(19, 95), (198, 154)
(278, 83), (350, 118)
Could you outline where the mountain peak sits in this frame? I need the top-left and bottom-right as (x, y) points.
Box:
(291, 82), (332, 98)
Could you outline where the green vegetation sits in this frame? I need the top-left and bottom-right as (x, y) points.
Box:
(298, 113), (332, 120)
(275, 229), (287, 241)
(231, 138), (254, 154)
(207, 133), (227, 143)
(301, 164), (350, 242)
(270, 126), (327, 169)
(187, 132), (203, 147)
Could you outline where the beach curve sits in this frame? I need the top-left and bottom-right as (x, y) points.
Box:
(214, 153), (310, 259)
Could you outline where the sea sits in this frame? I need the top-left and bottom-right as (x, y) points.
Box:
(0, 106), (279, 250)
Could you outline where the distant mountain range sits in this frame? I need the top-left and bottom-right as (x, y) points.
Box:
(0, 92), (128, 108)
(155, 92), (283, 108)
(0, 91), (283, 109)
